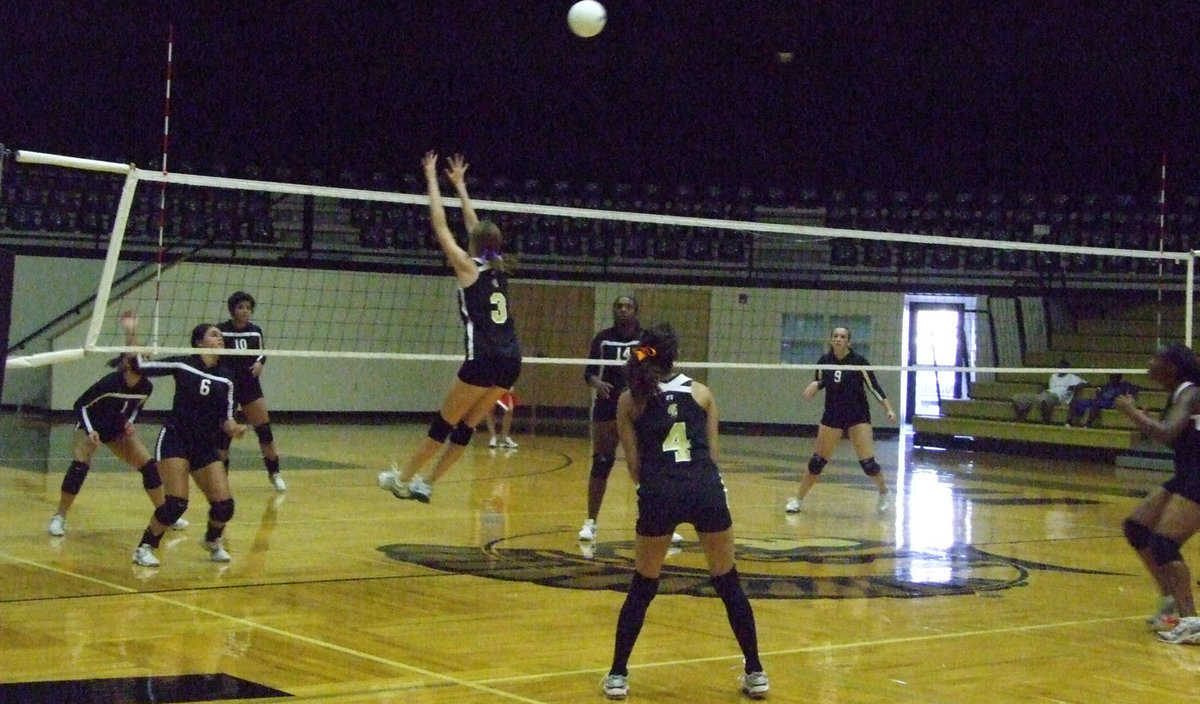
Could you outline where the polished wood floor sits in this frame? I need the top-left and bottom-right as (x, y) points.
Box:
(1, 411), (1197, 703)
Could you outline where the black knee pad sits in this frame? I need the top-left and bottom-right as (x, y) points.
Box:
(154, 495), (188, 527)
(1123, 518), (1153, 550)
(1149, 533), (1183, 566)
(139, 460), (162, 491)
(590, 453), (616, 480)
(710, 567), (745, 600)
(859, 457), (882, 476)
(209, 498), (235, 523)
(807, 455), (827, 476)
(628, 571), (660, 606)
(449, 421), (474, 447)
(427, 415), (453, 443)
(254, 423), (274, 445)
(61, 460), (90, 495)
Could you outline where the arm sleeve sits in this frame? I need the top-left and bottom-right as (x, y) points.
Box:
(73, 378), (106, 433)
(583, 333), (603, 383)
(132, 356), (181, 379)
(863, 369), (888, 402)
(255, 326), (266, 366)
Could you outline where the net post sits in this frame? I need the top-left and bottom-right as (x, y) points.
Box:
(82, 169), (141, 350)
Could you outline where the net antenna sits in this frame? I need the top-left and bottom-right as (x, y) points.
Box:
(1157, 151), (1167, 350)
(153, 24), (174, 347)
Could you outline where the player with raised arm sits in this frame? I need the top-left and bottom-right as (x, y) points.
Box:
(377, 152), (521, 502)
(47, 311), (187, 536)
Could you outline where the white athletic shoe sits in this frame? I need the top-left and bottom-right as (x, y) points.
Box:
(408, 476), (433, 503)
(578, 519), (597, 542)
(1158, 616), (1200, 644)
(132, 543), (160, 567)
(602, 673), (628, 699)
(785, 497), (801, 514)
(876, 492), (893, 513)
(671, 531), (685, 545)
(740, 671), (769, 698)
(501, 436), (519, 449)
(269, 472), (287, 492)
(205, 540), (231, 563)
(48, 514), (66, 537)
(378, 469), (412, 499)
(171, 517), (189, 531)
(488, 436), (498, 448)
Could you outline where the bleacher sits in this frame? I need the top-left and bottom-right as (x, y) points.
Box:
(3, 158), (1199, 290)
(913, 304), (1180, 462)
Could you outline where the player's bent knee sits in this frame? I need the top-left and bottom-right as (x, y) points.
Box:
(254, 423), (274, 445)
(629, 571), (659, 603)
(1149, 532), (1183, 566)
(139, 461), (162, 491)
(859, 457), (882, 476)
(62, 460), (90, 495)
(807, 455), (827, 476)
(209, 498), (235, 523)
(1123, 518), (1153, 550)
(154, 495), (188, 527)
(427, 415), (453, 443)
(590, 453), (616, 480)
(449, 421), (474, 447)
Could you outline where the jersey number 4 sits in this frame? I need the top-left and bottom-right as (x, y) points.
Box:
(662, 422), (692, 462)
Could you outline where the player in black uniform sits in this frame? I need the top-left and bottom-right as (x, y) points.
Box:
(581, 296), (655, 543)
(130, 323), (245, 567)
(788, 326), (897, 514)
(378, 151), (521, 503)
(47, 311), (187, 536)
(218, 291), (285, 492)
(1114, 343), (1200, 643)
(601, 322), (767, 700)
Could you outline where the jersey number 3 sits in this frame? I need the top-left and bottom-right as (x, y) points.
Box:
(662, 422), (692, 463)
(489, 292), (509, 324)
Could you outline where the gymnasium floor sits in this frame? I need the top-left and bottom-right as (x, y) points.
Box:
(0, 411), (1195, 703)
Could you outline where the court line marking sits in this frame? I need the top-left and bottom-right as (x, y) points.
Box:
(0, 551), (553, 704)
(1, 548), (1161, 699)
(472, 612), (1156, 686)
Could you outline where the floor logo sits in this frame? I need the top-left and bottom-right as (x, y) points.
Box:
(378, 534), (1122, 599)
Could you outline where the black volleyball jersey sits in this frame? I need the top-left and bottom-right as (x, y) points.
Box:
(1167, 381), (1200, 474)
(584, 324), (643, 391)
(814, 349), (887, 415)
(74, 371), (153, 435)
(459, 259), (521, 360)
(134, 355), (236, 444)
(217, 320), (265, 373)
(632, 374), (723, 489)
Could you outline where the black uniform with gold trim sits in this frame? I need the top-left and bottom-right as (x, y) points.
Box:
(456, 258), (522, 388)
(632, 374), (731, 537)
(813, 349), (887, 430)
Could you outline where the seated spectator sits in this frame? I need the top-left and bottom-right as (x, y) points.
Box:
(1067, 373), (1139, 428)
(1012, 360), (1087, 423)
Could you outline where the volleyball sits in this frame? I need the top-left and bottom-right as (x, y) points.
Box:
(568, 0), (606, 38)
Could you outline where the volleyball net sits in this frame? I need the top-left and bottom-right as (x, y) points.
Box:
(3, 149), (1197, 426)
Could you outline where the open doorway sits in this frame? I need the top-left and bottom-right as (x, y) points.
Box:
(903, 296), (975, 421)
